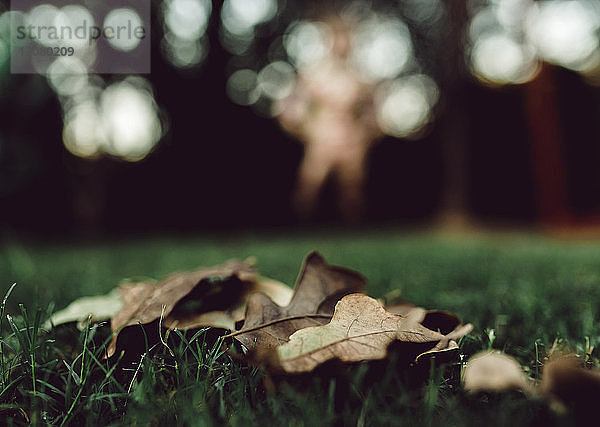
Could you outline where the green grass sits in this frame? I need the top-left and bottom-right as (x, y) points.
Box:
(0, 229), (599, 425)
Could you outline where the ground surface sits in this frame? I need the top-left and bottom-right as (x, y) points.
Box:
(0, 229), (598, 425)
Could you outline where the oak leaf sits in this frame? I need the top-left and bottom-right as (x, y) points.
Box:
(165, 276), (293, 331)
(107, 260), (257, 357)
(233, 252), (366, 351)
(275, 294), (471, 373)
(45, 288), (123, 330)
(386, 302), (469, 338)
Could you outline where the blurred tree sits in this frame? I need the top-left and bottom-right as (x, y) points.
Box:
(436, 0), (471, 227)
(465, 0), (600, 226)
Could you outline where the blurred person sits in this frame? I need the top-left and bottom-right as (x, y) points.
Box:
(275, 16), (383, 222)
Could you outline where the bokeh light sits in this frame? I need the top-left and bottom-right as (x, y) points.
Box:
(3, 10), (26, 46)
(103, 8), (144, 52)
(223, 3), (439, 139)
(164, 0), (211, 41)
(257, 61), (295, 100)
(226, 69), (260, 106)
(467, 0), (600, 85)
(47, 57), (88, 97)
(0, 11), (10, 73)
(100, 79), (162, 161)
(25, 4), (60, 47)
(0, 10), (8, 70)
(221, 0), (277, 36)
(0, 38), (7, 68)
(3, 3), (165, 163)
(467, 0), (539, 85)
(283, 21), (333, 70)
(61, 77), (162, 162)
(162, 0), (211, 69)
(220, 0), (278, 55)
(471, 32), (538, 85)
(494, 0), (529, 31)
(375, 74), (439, 138)
(53, 5), (95, 50)
(63, 99), (103, 159)
(350, 17), (413, 82)
(161, 33), (208, 69)
(525, 0), (600, 71)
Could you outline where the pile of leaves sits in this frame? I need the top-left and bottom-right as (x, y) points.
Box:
(50, 252), (473, 376)
(7, 251), (597, 424)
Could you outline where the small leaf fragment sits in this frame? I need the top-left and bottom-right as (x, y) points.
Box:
(45, 288), (123, 329)
(463, 351), (531, 393)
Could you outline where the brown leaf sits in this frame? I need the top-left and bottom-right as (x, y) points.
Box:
(385, 301), (422, 317)
(233, 252), (366, 351)
(387, 303), (465, 336)
(164, 276), (293, 331)
(45, 288), (124, 329)
(541, 355), (600, 421)
(385, 302), (472, 363)
(108, 260), (256, 357)
(275, 294), (468, 374)
(462, 351), (531, 393)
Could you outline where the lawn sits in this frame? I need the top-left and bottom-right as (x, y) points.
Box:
(0, 229), (598, 425)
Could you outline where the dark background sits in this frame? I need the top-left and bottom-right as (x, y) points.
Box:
(1, 0), (600, 236)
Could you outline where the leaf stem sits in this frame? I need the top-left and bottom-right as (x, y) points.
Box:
(222, 314), (331, 338)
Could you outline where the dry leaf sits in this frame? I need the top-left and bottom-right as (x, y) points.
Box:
(233, 252), (366, 351)
(387, 302), (467, 337)
(45, 288), (123, 329)
(463, 351), (531, 393)
(385, 302), (472, 363)
(541, 355), (600, 421)
(275, 294), (468, 374)
(108, 260), (256, 357)
(385, 302), (424, 318)
(165, 276), (293, 331)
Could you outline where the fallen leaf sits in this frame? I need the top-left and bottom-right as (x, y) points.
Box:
(233, 252), (366, 351)
(385, 302), (472, 362)
(275, 294), (468, 374)
(165, 276), (293, 331)
(387, 302), (467, 336)
(462, 351), (531, 393)
(541, 355), (600, 422)
(108, 260), (257, 357)
(45, 288), (123, 330)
